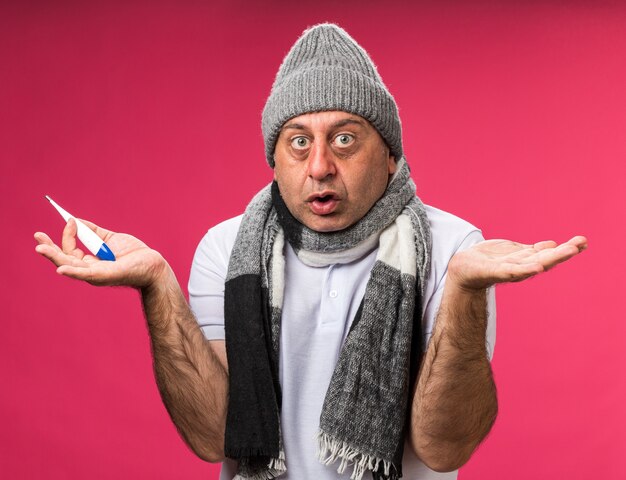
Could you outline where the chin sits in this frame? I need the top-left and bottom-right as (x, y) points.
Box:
(304, 216), (352, 233)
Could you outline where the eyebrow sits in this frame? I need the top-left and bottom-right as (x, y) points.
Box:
(282, 117), (366, 131)
(332, 118), (366, 129)
(282, 123), (307, 131)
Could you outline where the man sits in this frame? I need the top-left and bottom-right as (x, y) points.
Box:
(34, 24), (587, 480)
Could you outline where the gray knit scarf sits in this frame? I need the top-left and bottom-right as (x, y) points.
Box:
(224, 159), (432, 480)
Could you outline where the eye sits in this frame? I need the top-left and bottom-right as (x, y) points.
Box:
(291, 136), (310, 150)
(334, 134), (354, 147)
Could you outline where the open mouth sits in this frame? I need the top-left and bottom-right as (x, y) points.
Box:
(307, 192), (340, 215)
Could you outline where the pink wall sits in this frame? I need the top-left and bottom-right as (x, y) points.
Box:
(2, 1), (624, 478)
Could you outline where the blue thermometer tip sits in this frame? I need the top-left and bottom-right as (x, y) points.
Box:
(96, 243), (116, 261)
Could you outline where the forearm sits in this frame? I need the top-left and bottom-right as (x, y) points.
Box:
(410, 282), (497, 472)
(141, 261), (228, 462)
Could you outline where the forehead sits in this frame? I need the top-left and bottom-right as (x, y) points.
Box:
(280, 111), (372, 132)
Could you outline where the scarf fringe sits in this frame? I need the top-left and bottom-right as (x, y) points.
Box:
(268, 448), (286, 472)
(317, 431), (395, 480)
(233, 449), (286, 480)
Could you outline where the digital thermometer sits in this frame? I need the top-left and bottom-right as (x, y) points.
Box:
(45, 195), (116, 261)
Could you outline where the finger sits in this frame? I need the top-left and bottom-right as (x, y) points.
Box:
(524, 243), (580, 271)
(57, 263), (115, 286)
(507, 241), (558, 260)
(35, 242), (89, 269)
(61, 218), (83, 258)
(77, 218), (114, 242)
(548, 242), (582, 268)
(35, 233), (63, 258)
(35, 242), (59, 259)
(34, 231), (55, 247)
(533, 240), (558, 251)
(61, 219), (86, 260)
(564, 235), (588, 252)
(57, 264), (99, 284)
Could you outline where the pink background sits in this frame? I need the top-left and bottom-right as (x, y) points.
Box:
(2, 1), (625, 478)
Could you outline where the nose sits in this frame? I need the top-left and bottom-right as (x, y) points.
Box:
(307, 142), (336, 181)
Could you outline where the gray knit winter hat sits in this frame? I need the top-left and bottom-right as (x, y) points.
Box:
(262, 23), (403, 168)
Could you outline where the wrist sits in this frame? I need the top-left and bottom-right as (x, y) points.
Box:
(140, 254), (184, 334)
(439, 275), (488, 336)
(446, 251), (493, 293)
(142, 251), (175, 293)
(444, 275), (488, 300)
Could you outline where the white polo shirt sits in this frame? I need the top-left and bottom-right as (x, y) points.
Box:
(189, 204), (496, 480)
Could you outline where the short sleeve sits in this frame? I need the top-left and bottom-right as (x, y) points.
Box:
(188, 216), (242, 341)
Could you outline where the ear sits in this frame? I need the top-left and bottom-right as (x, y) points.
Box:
(387, 155), (397, 175)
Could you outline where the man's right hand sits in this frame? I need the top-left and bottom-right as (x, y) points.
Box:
(35, 217), (229, 462)
(34, 218), (167, 289)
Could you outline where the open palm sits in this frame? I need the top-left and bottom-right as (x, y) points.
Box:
(34, 218), (165, 288)
(448, 236), (588, 290)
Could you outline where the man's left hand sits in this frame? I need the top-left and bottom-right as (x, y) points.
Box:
(447, 235), (588, 291)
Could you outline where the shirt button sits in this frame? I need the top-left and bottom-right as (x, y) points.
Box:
(329, 290), (338, 298)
